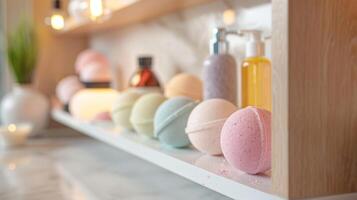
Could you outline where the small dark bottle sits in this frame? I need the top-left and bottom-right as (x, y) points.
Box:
(129, 56), (161, 88)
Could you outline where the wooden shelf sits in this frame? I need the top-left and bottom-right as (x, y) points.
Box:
(37, 0), (357, 198)
(51, 109), (281, 200)
(58, 0), (214, 36)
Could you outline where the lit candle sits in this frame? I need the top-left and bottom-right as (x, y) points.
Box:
(0, 123), (33, 147)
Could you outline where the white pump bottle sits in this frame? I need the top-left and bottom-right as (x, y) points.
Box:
(202, 27), (238, 104)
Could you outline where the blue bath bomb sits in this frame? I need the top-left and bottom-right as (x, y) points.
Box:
(154, 96), (197, 148)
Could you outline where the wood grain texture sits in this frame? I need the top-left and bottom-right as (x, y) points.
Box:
(272, 0), (289, 198)
(273, 0), (357, 199)
(58, 0), (214, 36)
(32, 0), (88, 96)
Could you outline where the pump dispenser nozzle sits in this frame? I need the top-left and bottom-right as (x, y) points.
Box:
(210, 27), (238, 55)
(238, 30), (265, 58)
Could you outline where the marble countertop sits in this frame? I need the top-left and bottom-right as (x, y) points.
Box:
(0, 128), (230, 200)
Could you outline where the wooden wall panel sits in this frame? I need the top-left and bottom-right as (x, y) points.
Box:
(32, 0), (88, 96)
(272, 0), (289, 197)
(273, 0), (357, 199)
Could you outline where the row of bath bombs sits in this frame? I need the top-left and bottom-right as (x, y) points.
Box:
(112, 90), (271, 175)
(57, 72), (271, 174)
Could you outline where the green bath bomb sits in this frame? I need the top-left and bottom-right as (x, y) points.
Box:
(130, 93), (166, 138)
(111, 90), (142, 129)
(154, 97), (197, 148)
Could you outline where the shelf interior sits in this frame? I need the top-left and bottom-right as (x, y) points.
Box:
(51, 109), (281, 200)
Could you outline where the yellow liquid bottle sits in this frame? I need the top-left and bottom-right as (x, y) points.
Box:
(240, 30), (271, 111)
(241, 57), (271, 111)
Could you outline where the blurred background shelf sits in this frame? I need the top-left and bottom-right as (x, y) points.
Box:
(51, 109), (280, 200)
(58, 0), (214, 36)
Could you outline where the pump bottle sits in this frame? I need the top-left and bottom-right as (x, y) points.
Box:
(240, 30), (271, 111)
(203, 28), (237, 104)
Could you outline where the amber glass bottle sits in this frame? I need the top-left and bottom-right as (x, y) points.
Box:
(129, 56), (161, 88)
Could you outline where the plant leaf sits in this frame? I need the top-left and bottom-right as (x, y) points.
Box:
(7, 18), (37, 84)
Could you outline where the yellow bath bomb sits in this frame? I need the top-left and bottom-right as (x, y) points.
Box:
(111, 90), (142, 129)
(130, 93), (166, 138)
(70, 88), (118, 121)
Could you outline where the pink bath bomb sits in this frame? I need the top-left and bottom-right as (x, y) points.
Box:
(185, 99), (237, 155)
(56, 75), (84, 103)
(75, 49), (109, 74)
(80, 62), (111, 83)
(221, 106), (271, 174)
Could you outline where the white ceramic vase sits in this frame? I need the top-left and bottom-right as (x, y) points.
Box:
(0, 85), (49, 136)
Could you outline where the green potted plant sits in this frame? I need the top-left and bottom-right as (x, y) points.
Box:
(0, 19), (49, 136)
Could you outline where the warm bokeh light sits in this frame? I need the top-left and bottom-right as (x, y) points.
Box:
(90, 0), (104, 20)
(223, 9), (236, 25)
(7, 124), (17, 132)
(50, 14), (65, 30)
(69, 88), (118, 121)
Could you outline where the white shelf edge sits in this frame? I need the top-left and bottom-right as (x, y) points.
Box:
(52, 109), (280, 200)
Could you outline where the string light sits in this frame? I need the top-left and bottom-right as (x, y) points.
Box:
(48, 0), (65, 30)
(51, 14), (65, 30)
(89, 0), (104, 20)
